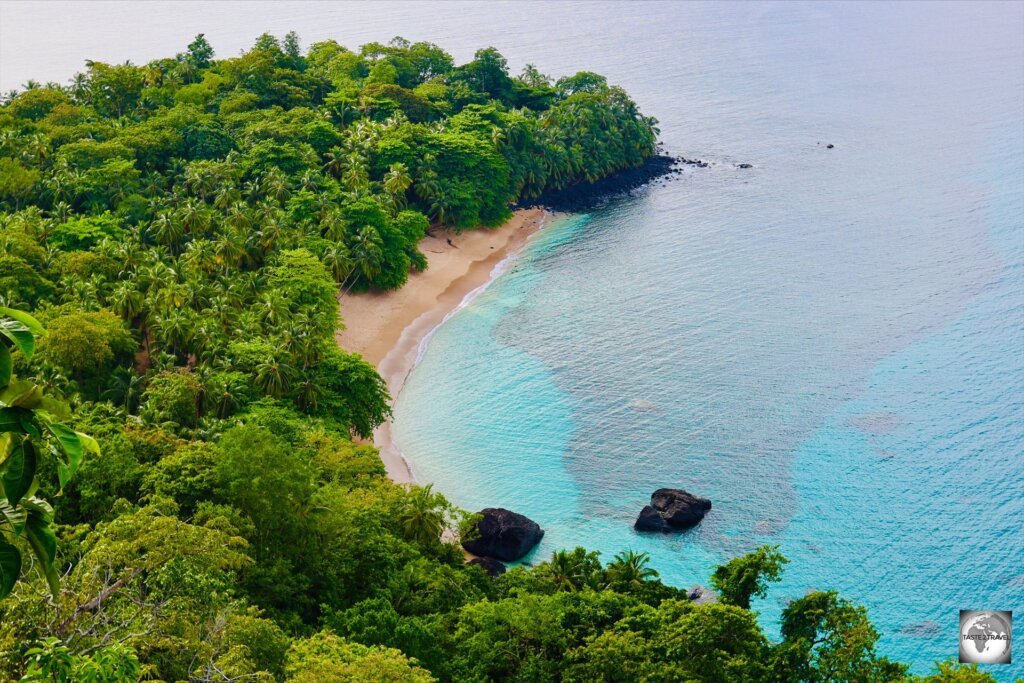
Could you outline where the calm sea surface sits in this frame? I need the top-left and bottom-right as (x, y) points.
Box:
(4, 1), (1022, 675)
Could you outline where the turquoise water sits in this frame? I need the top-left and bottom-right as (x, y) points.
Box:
(389, 2), (1024, 676)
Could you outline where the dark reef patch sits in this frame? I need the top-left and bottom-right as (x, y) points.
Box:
(515, 151), (701, 213)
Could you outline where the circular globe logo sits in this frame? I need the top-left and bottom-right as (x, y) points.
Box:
(959, 610), (1012, 664)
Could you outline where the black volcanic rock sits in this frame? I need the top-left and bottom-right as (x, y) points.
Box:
(515, 153), (686, 213)
(634, 488), (712, 532)
(634, 505), (670, 532)
(826, 143), (835, 149)
(462, 508), (544, 562)
(468, 556), (507, 577)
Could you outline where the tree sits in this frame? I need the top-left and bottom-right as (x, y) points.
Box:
(710, 544), (788, 609)
(19, 638), (141, 682)
(140, 370), (202, 429)
(912, 660), (1000, 683)
(774, 590), (908, 682)
(1, 308), (99, 599)
(397, 484), (451, 547)
(0, 158), (41, 209)
(605, 549), (658, 591)
(186, 33), (215, 69)
(36, 309), (136, 383)
(284, 631), (435, 682)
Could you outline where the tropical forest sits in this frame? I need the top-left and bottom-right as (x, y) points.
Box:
(0, 32), (1005, 682)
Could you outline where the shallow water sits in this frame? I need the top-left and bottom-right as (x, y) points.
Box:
(5, 0), (1022, 676)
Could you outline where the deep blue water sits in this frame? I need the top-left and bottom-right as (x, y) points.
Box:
(388, 2), (1024, 676)
(6, 0), (1020, 676)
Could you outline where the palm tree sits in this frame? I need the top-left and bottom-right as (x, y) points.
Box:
(428, 189), (454, 226)
(382, 162), (412, 208)
(606, 549), (658, 589)
(319, 211), (348, 241)
(255, 356), (292, 398)
(322, 147), (347, 178)
(548, 550), (585, 592)
(108, 280), (144, 321)
(101, 366), (144, 412)
(152, 308), (193, 357)
(340, 226), (383, 296)
(321, 244), (352, 283)
(149, 212), (184, 252)
(398, 484), (448, 546)
(414, 168), (440, 204)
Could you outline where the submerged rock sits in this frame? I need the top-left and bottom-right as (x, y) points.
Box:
(461, 508), (544, 562)
(688, 585), (719, 605)
(634, 488), (712, 532)
(901, 620), (941, 637)
(467, 556), (507, 577)
(737, 163), (754, 169)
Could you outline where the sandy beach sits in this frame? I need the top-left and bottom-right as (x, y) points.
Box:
(335, 207), (553, 482)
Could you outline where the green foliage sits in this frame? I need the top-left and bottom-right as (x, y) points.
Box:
(913, 660), (1002, 683)
(711, 543), (788, 609)
(140, 370), (202, 429)
(35, 309), (135, 380)
(47, 213), (124, 251)
(775, 589), (908, 682)
(19, 638), (142, 682)
(0, 255), (54, 306)
(0, 308), (98, 600)
(285, 631), (436, 682)
(0, 158), (40, 208)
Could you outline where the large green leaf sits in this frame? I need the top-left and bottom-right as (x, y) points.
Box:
(45, 422), (84, 486)
(35, 397), (70, 420)
(0, 408), (23, 435)
(0, 318), (35, 359)
(0, 308), (43, 336)
(20, 496), (53, 517)
(1, 438), (35, 507)
(0, 380), (40, 409)
(0, 344), (10, 389)
(0, 499), (26, 535)
(0, 537), (20, 600)
(25, 508), (58, 595)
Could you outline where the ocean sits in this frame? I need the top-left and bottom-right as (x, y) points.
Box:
(4, 1), (1022, 676)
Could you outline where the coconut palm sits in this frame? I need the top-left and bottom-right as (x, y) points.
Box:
(101, 366), (144, 412)
(606, 549), (658, 589)
(397, 484), (449, 546)
(255, 356), (292, 398)
(321, 243), (352, 283)
(340, 226), (383, 296)
(382, 162), (412, 208)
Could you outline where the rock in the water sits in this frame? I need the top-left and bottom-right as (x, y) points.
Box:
(468, 556), (507, 577)
(461, 508), (544, 562)
(634, 505), (670, 532)
(900, 620), (941, 637)
(688, 585), (718, 605)
(635, 488), (712, 532)
(652, 488), (712, 528)
(737, 163), (754, 169)
(826, 143), (835, 149)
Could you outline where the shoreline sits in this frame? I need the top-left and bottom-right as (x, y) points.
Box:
(335, 207), (554, 482)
